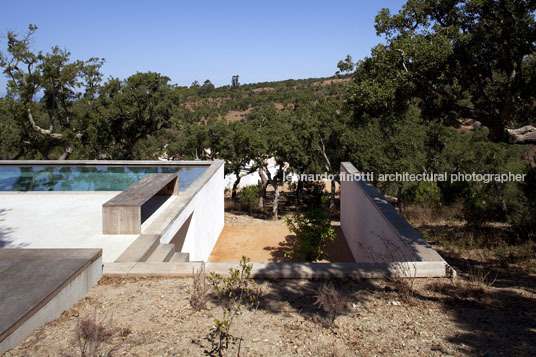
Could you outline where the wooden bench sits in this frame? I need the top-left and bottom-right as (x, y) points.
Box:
(102, 173), (179, 234)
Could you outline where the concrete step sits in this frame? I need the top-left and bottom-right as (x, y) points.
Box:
(169, 252), (190, 263)
(115, 234), (161, 262)
(146, 243), (175, 262)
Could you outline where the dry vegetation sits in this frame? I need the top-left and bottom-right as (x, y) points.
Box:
(5, 272), (535, 357)
(3, 207), (536, 356)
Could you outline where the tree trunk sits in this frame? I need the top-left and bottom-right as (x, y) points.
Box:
(506, 125), (536, 144)
(397, 186), (404, 216)
(495, 183), (508, 216)
(58, 146), (73, 160)
(231, 170), (242, 199)
(258, 166), (269, 210)
(296, 179), (303, 205)
(330, 178), (336, 214)
(272, 182), (280, 220)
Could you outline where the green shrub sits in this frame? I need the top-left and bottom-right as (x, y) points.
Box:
(510, 166), (536, 240)
(284, 206), (335, 261)
(239, 185), (260, 215)
(405, 181), (441, 207)
(207, 256), (262, 356)
(301, 181), (326, 208)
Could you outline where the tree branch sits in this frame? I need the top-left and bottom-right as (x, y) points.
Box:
(27, 108), (82, 140)
(506, 125), (536, 144)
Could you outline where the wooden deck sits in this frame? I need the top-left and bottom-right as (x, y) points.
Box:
(0, 249), (102, 354)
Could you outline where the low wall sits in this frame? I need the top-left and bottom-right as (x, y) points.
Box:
(143, 161), (224, 261)
(340, 162), (445, 264)
(0, 249), (102, 355)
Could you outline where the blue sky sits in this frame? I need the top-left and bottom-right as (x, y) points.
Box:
(0, 0), (406, 90)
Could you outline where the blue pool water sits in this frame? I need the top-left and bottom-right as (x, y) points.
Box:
(0, 166), (207, 192)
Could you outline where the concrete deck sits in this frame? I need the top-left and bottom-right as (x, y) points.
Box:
(0, 248), (102, 354)
(0, 193), (139, 262)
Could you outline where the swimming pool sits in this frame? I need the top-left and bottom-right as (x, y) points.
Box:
(0, 165), (207, 192)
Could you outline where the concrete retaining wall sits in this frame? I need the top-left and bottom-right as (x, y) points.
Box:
(340, 162), (445, 264)
(143, 161), (224, 261)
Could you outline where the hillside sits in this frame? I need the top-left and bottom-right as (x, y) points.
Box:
(173, 75), (351, 124)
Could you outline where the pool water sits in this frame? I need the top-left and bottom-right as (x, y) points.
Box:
(0, 166), (207, 192)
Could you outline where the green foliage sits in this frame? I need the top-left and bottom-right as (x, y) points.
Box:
(284, 206), (335, 262)
(238, 185), (260, 215)
(510, 166), (536, 240)
(0, 25), (105, 159)
(301, 181), (326, 207)
(352, 0), (536, 141)
(94, 72), (174, 159)
(199, 79), (215, 95)
(406, 181), (441, 207)
(207, 256), (262, 356)
(428, 126), (529, 226)
(0, 97), (22, 159)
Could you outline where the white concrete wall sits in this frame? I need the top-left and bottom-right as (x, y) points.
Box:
(157, 162), (224, 261)
(182, 163), (224, 261)
(340, 162), (429, 263)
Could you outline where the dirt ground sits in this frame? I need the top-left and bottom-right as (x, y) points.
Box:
(5, 274), (535, 357)
(3, 211), (536, 356)
(209, 213), (353, 262)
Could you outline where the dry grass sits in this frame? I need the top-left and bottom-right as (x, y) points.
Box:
(7, 276), (536, 356)
(404, 203), (463, 227)
(313, 282), (346, 327)
(190, 262), (210, 311)
(74, 310), (131, 357)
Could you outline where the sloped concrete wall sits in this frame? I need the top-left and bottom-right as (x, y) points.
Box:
(340, 162), (444, 263)
(151, 161), (224, 261)
(180, 162), (224, 261)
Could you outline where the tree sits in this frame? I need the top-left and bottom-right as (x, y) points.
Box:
(0, 25), (105, 159)
(231, 75), (240, 89)
(199, 79), (215, 95)
(0, 97), (23, 159)
(94, 72), (174, 159)
(348, 0), (536, 144)
(346, 105), (428, 214)
(220, 120), (253, 198)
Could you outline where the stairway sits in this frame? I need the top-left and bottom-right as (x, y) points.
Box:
(115, 234), (189, 263)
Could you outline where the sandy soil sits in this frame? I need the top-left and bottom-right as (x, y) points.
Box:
(4, 212), (535, 356)
(208, 224), (353, 262)
(5, 275), (535, 357)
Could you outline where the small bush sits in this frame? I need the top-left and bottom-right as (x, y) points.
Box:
(190, 262), (210, 311)
(75, 310), (130, 357)
(314, 282), (346, 327)
(207, 256), (262, 356)
(284, 206), (335, 261)
(406, 181), (441, 207)
(238, 185), (260, 215)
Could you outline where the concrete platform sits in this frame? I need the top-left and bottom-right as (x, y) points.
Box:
(0, 248), (102, 354)
(0, 193), (139, 262)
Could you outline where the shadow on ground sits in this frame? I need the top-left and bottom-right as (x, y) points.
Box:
(263, 226), (354, 263)
(416, 222), (536, 355)
(0, 208), (17, 248)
